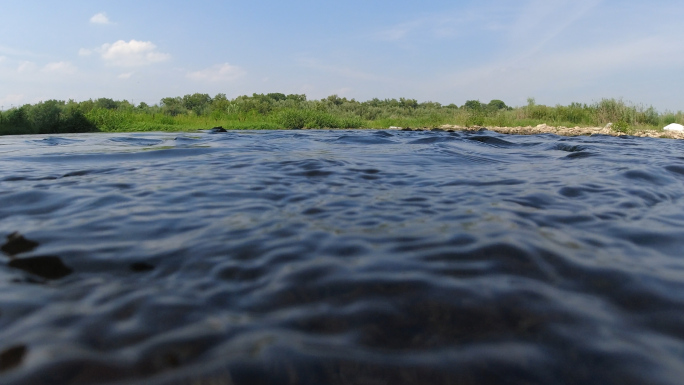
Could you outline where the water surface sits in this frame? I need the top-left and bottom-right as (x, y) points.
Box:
(1, 129), (684, 384)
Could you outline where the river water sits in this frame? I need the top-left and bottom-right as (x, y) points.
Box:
(1, 129), (684, 385)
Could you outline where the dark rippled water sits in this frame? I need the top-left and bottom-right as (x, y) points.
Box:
(1, 129), (684, 385)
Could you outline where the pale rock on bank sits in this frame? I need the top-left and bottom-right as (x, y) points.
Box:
(664, 123), (684, 132)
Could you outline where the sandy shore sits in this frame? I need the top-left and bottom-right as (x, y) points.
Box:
(385, 124), (684, 140)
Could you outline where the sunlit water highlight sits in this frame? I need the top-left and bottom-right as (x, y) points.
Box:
(1, 129), (684, 385)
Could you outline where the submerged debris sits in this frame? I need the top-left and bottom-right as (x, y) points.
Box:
(130, 262), (155, 272)
(2, 232), (74, 279)
(8, 256), (73, 280)
(0, 345), (27, 372)
(1, 232), (39, 256)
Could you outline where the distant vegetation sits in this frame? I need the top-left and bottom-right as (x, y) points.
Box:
(1, 93), (682, 135)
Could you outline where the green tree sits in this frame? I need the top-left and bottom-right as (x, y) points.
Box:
(94, 98), (118, 110)
(267, 93), (287, 102)
(161, 97), (185, 116)
(400, 98), (419, 109)
(182, 93), (212, 114)
(286, 94), (306, 102)
(29, 100), (64, 133)
(487, 99), (508, 110)
(464, 100), (482, 110)
(0, 106), (33, 134)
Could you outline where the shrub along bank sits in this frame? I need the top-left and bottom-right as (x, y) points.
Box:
(1, 94), (681, 135)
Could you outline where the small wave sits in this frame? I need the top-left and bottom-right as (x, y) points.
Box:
(109, 137), (164, 146)
(334, 135), (396, 144)
(29, 137), (84, 146)
(464, 135), (517, 147)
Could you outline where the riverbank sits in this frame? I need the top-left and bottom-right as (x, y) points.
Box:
(375, 124), (683, 139)
(2, 94), (682, 136)
(290, 124), (682, 139)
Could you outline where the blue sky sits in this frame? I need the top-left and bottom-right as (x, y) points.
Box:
(1, 0), (683, 111)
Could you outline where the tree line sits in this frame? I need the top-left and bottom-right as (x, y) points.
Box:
(0, 93), (680, 135)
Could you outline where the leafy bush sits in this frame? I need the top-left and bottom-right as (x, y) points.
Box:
(612, 121), (629, 133)
(465, 113), (485, 127)
(340, 116), (364, 128)
(86, 108), (130, 131)
(278, 109), (308, 129)
(306, 111), (339, 128)
(0, 107), (34, 134)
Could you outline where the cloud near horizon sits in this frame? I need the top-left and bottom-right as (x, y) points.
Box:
(17, 61), (37, 73)
(187, 63), (245, 82)
(90, 13), (113, 25)
(99, 40), (170, 67)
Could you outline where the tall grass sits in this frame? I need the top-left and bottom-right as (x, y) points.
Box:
(1, 94), (682, 135)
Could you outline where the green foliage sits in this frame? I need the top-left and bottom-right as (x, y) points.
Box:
(182, 93), (212, 114)
(465, 112), (485, 127)
(306, 111), (339, 128)
(612, 121), (629, 133)
(340, 116), (364, 129)
(487, 99), (508, 110)
(0, 100), (98, 135)
(94, 98), (118, 110)
(400, 98), (419, 109)
(662, 114), (678, 125)
(0, 107), (33, 135)
(276, 109), (348, 129)
(85, 108), (137, 131)
(0, 93), (676, 135)
(277, 109), (309, 129)
(464, 100), (482, 110)
(29, 100), (63, 133)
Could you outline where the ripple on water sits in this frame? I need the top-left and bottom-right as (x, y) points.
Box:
(1, 130), (684, 385)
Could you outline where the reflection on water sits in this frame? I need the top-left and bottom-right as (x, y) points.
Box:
(1, 130), (684, 384)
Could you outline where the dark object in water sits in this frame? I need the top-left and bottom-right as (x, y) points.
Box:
(8, 256), (73, 279)
(130, 262), (155, 272)
(1, 232), (39, 256)
(0, 345), (27, 372)
(211, 126), (227, 133)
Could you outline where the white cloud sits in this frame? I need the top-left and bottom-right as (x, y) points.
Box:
(99, 40), (170, 67)
(187, 63), (245, 82)
(17, 61), (37, 73)
(78, 48), (92, 56)
(41, 61), (77, 75)
(90, 12), (113, 25)
(0, 56), (6, 63)
(118, 72), (133, 79)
